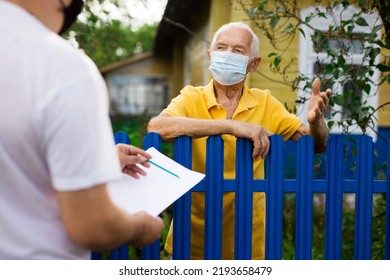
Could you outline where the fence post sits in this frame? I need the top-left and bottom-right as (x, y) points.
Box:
(142, 132), (163, 260)
(204, 136), (224, 260)
(265, 135), (284, 260)
(354, 136), (373, 259)
(234, 138), (253, 260)
(172, 136), (192, 260)
(295, 135), (314, 259)
(325, 135), (343, 259)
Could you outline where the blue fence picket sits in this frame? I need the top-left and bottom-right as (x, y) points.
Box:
(234, 138), (254, 260)
(324, 135), (343, 259)
(265, 135), (284, 260)
(354, 136), (374, 259)
(114, 131), (131, 145)
(295, 135), (314, 259)
(204, 136), (224, 260)
(110, 131), (131, 260)
(142, 132), (163, 260)
(90, 251), (102, 260)
(172, 136), (192, 260)
(110, 246), (128, 260)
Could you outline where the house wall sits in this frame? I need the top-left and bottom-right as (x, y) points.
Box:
(186, 27), (209, 87)
(161, 14), (210, 96)
(171, 42), (185, 98)
(378, 49), (390, 126)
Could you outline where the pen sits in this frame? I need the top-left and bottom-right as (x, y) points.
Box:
(146, 159), (180, 178)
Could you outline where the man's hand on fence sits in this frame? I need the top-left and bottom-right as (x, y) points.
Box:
(231, 121), (273, 159)
(116, 144), (152, 178)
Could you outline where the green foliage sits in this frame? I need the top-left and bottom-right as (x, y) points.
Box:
(282, 193), (386, 259)
(239, 0), (390, 135)
(69, 20), (157, 67)
(63, 0), (158, 66)
(111, 114), (148, 148)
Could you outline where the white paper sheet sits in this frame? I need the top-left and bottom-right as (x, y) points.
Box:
(107, 147), (205, 216)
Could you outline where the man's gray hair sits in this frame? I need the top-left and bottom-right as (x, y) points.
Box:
(210, 21), (260, 56)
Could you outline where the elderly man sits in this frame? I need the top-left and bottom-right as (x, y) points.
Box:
(0, 0), (164, 259)
(148, 21), (331, 260)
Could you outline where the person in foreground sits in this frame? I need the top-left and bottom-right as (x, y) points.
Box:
(0, 0), (163, 259)
(148, 21), (332, 260)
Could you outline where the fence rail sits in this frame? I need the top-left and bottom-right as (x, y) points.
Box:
(92, 131), (389, 260)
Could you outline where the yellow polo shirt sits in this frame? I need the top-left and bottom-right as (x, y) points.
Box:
(163, 80), (302, 259)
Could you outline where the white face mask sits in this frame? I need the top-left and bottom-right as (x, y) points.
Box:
(208, 51), (251, 86)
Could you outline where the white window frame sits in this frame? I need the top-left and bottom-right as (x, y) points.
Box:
(297, 4), (382, 138)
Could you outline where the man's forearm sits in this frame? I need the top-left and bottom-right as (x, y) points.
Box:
(147, 116), (234, 141)
(309, 118), (329, 153)
(57, 184), (164, 250)
(292, 120), (329, 154)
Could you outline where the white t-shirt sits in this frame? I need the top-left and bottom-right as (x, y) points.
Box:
(0, 2), (122, 259)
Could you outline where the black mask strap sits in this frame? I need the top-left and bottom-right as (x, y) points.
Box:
(58, 0), (84, 35)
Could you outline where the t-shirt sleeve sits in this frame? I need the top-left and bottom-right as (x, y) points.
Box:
(40, 69), (122, 192)
(162, 86), (196, 117)
(266, 94), (302, 141)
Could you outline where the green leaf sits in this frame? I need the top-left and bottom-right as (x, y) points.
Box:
(267, 52), (278, 57)
(298, 28), (306, 38)
(257, 4), (265, 11)
(318, 12), (327, 19)
(364, 83), (371, 94)
(327, 48), (338, 57)
(325, 65), (335, 73)
(377, 63), (390, 72)
(304, 15), (313, 24)
(273, 56), (282, 67)
(357, 0), (366, 8)
(270, 15), (280, 29)
(333, 95), (345, 106)
(372, 24), (383, 34)
(356, 17), (369, 27)
(369, 47), (381, 61)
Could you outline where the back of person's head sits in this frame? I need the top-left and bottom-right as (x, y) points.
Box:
(210, 21), (260, 57)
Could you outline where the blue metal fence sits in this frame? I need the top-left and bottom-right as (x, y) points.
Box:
(92, 131), (389, 260)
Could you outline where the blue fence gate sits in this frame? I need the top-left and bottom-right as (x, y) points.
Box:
(92, 131), (390, 260)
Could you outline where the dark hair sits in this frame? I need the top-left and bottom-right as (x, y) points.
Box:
(58, 0), (84, 35)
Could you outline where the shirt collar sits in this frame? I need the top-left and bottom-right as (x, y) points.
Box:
(204, 80), (259, 113)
